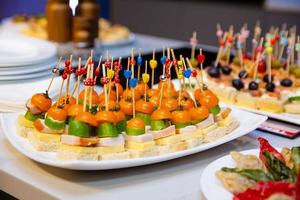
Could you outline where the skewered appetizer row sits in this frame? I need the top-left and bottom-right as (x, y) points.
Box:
(188, 24), (300, 114)
(17, 49), (239, 161)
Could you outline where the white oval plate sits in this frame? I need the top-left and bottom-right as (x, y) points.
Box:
(96, 34), (136, 48)
(201, 149), (262, 200)
(0, 37), (56, 67)
(0, 109), (267, 170)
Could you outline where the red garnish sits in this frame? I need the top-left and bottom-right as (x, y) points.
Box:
(64, 59), (70, 66)
(95, 67), (100, 76)
(100, 77), (109, 85)
(191, 69), (198, 77)
(129, 59), (136, 66)
(258, 137), (284, 164)
(105, 60), (111, 68)
(219, 40), (225, 47)
(256, 46), (264, 53)
(234, 181), (296, 200)
(166, 73), (171, 79)
(197, 54), (205, 63)
(227, 36), (233, 44)
(62, 73), (68, 80)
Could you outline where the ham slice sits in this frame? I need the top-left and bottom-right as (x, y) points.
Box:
(61, 135), (99, 147)
(96, 135), (125, 147)
(26, 100), (42, 115)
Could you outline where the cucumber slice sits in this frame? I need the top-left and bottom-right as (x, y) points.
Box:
(67, 116), (75, 125)
(24, 111), (43, 122)
(116, 120), (126, 133)
(150, 120), (168, 131)
(174, 122), (190, 129)
(288, 96), (300, 103)
(136, 112), (151, 125)
(69, 119), (92, 137)
(210, 105), (221, 116)
(97, 122), (119, 137)
(126, 127), (145, 136)
(44, 116), (65, 130)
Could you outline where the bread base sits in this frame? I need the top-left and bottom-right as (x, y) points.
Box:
(27, 129), (60, 152)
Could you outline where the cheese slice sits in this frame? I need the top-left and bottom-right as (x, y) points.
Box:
(235, 92), (257, 109)
(97, 145), (125, 154)
(59, 143), (99, 154)
(218, 116), (234, 127)
(155, 134), (181, 146)
(157, 146), (173, 155)
(185, 138), (199, 148)
(126, 141), (155, 151)
(204, 127), (227, 143)
(170, 141), (187, 152)
(123, 133), (154, 143)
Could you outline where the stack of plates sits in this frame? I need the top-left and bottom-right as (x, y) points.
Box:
(0, 36), (57, 81)
(0, 35), (76, 112)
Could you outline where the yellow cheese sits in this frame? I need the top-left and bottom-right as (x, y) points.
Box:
(201, 123), (218, 135)
(171, 141), (187, 151)
(126, 141), (155, 151)
(256, 98), (284, 113)
(235, 92), (257, 109)
(18, 114), (34, 128)
(30, 129), (60, 142)
(59, 144), (98, 154)
(155, 135), (181, 146)
(193, 129), (204, 138)
(179, 132), (195, 141)
(218, 116), (234, 127)
(97, 145), (125, 154)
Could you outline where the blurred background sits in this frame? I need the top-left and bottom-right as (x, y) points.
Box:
(0, 0), (300, 46)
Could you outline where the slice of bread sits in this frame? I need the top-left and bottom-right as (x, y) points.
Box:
(27, 129), (60, 152)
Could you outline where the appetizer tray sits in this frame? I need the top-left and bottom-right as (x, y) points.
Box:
(201, 149), (261, 200)
(1, 109), (266, 170)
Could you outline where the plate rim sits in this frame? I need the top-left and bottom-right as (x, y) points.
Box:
(0, 109), (267, 170)
(200, 148), (270, 200)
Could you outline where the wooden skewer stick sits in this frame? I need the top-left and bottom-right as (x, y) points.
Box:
(116, 57), (122, 103)
(46, 57), (62, 95)
(186, 58), (200, 89)
(278, 31), (288, 61)
(57, 79), (65, 108)
(83, 64), (91, 112)
(65, 55), (73, 100)
(297, 36), (300, 68)
(215, 32), (228, 67)
(252, 38), (264, 81)
(101, 64), (108, 112)
(158, 80), (164, 109)
(144, 60), (148, 102)
(181, 56), (192, 89)
(191, 31), (197, 59)
(131, 57), (136, 118)
(126, 57), (130, 93)
(76, 57), (82, 104)
(89, 62), (94, 111)
(170, 49), (179, 78)
(137, 48), (141, 80)
(151, 49), (155, 89)
(107, 57), (114, 100)
(180, 55), (186, 90)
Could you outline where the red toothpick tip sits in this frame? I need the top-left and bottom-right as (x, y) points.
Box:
(197, 54), (205, 63)
(191, 69), (198, 77)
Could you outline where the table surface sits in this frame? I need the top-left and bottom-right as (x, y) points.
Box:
(1, 34), (300, 200)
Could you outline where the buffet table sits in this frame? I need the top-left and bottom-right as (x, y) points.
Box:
(0, 34), (299, 200)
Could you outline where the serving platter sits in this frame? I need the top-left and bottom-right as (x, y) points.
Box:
(0, 108), (266, 170)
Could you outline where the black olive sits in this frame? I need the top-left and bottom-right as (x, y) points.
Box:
(266, 82), (275, 92)
(211, 61), (221, 68)
(280, 78), (293, 87)
(238, 70), (248, 79)
(263, 74), (273, 83)
(208, 66), (220, 78)
(222, 66), (232, 75)
(248, 81), (259, 90)
(232, 79), (244, 90)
